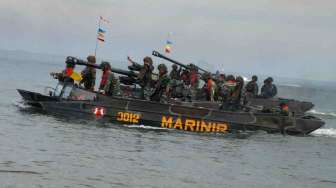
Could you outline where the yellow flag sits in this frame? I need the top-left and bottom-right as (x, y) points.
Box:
(70, 72), (83, 81)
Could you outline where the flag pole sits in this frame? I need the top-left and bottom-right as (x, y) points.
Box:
(94, 17), (101, 57)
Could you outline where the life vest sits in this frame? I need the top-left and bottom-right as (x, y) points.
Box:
(207, 79), (213, 92)
(100, 71), (109, 88)
(225, 80), (237, 93)
(190, 71), (198, 86)
(281, 103), (289, 112)
(65, 67), (73, 77)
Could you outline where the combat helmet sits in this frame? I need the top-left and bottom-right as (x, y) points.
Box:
(158, 63), (168, 74)
(143, 56), (153, 65)
(87, 55), (96, 64)
(100, 61), (111, 71)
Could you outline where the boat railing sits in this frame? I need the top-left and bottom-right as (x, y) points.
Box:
(43, 86), (56, 97)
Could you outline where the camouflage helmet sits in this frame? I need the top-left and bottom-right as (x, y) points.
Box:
(172, 64), (178, 69)
(202, 72), (211, 80)
(143, 56), (153, 65)
(265, 77), (273, 83)
(236, 76), (244, 84)
(252, 75), (258, 81)
(226, 75), (235, 81)
(158, 63), (167, 72)
(100, 61), (111, 71)
(65, 56), (76, 68)
(189, 63), (198, 71)
(87, 55), (96, 64)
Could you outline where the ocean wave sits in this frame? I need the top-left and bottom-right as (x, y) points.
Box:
(312, 128), (336, 138)
(308, 109), (336, 118)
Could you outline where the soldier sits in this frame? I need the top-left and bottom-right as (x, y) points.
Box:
(220, 75), (238, 110)
(169, 64), (181, 80)
(151, 64), (170, 102)
(180, 69), (192, 102)
(215, 73), (226, 101)
(50, 57), (76, 84)
(203, 72), (217, 102)
(137, 56), (154, 100)
(261, 77), (277, 98)
(99, 62), (109, 91)
(234, 76), (245, 106)
(168, 64), (182, 98)
(245, 75), (258, 98)
(79, 55), (96, 91)
(189, 64), (199, 100)
(99, 62), (120, 96)
(180, 69), (190, 84)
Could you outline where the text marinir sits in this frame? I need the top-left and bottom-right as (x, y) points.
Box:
(161, 116), (229, 133)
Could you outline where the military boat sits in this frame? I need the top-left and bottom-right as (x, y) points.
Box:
(17, 82), (324, 135)
(17, 55), (323, 135)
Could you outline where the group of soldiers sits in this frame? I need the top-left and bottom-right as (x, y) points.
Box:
(51, 55), (278, 110)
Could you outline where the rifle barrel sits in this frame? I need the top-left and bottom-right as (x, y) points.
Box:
(152, 51), (207, 73)
(65, 56), (138, 77)
(152, 51), (189, 70)
(110, 67), (138, 77)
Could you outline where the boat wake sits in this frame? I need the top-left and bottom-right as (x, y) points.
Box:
(308, 109), (336, 118)
(124, 124), (170, 131)
(312, 128), (336, 138)
(12, 100), (30, 109)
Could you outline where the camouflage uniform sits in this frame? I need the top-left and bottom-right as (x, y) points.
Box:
(182, 83), (192, 102)
(234, 76), (245, 106)
(189, 66), (199, 100)
(245, 76), (258, 98)
(138, 57), (154, 100)
(169, 65), (181, 80)
(104, 71), (121, 96)
(220, 75), (238, 111)
(261, 77), (277, 98)
(180, 69), (192, 102)
(151, 64), (170, 103)
(215, 74), (226, 101)
(168, 65), (183, 98)
(80, 55), (96, 91)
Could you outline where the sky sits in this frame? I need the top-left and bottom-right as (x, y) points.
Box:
(0, 0), (336, 81)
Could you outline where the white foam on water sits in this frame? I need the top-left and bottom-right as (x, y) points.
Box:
(279, 83), (302, 88)
(308, 109), (336, 118)
(125, 124), (169, 131)
(12, 100), (29, 109)
(312, 128), (336, 138)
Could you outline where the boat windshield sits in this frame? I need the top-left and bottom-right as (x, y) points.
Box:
(61, 85), (73, 99)
(69, 87), (96, 101)
(52, 83), (96, 100)
(54, 83), (64, 97)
